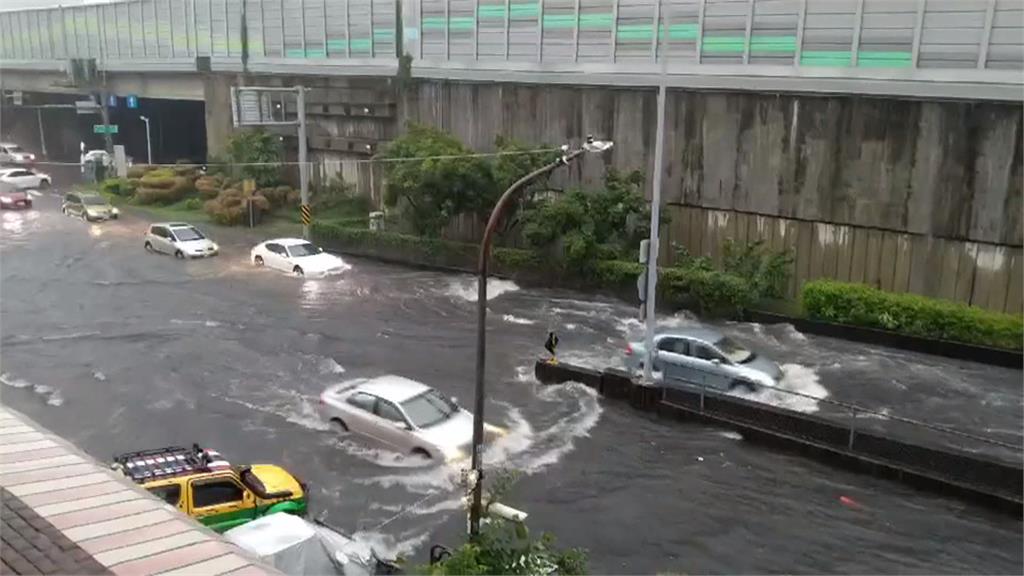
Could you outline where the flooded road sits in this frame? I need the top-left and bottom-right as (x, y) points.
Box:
(1, 192), (1020, 573)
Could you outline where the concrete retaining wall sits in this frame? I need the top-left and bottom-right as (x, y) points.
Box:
(534, 359), (1023, 513)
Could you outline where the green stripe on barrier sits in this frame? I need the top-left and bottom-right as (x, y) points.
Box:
(702, 36), (745, 53)
(616, 23), (699, 41)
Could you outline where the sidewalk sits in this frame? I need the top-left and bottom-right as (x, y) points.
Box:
(0, 406), (277, 575)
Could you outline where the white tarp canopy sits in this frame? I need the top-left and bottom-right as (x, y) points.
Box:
(224, 514), (384, 576)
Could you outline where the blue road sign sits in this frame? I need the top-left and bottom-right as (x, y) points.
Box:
(126, 95), (139, 109)
(108, 94), (118, 107)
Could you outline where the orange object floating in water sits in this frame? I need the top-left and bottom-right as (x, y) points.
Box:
(839, 495), (861, 509)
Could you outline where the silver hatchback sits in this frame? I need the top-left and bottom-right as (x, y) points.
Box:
(144, 222), (219, 259)
(625, 328), (782, 391)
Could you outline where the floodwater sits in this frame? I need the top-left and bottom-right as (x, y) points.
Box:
(2, 191), (1020, 573)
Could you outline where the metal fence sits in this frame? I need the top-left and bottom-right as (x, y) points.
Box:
(657, 361), (1023, 459)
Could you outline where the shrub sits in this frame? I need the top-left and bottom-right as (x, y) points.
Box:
(172, 164), (198, 177)
(260, 185), (296, 209)
(802, 280), (1023, 350)
(182, 198), (202, 211)
(100, 178), (136, 197)
(139, 168), (177, 190)
(203, 188), (271, 225)
(134, 176), (194, 205)
(196, 175), (223, 199)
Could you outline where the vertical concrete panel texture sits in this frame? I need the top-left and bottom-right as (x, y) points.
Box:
(357, 79), (1022, 312)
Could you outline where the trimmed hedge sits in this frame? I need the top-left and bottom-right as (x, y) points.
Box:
(313, 222), (759, 314)
(802, 280), (1022, 350)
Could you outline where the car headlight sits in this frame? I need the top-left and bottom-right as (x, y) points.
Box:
(211, 243), (219, 251)
(111, 207), (120, 215)
(484, 423), (508, 438)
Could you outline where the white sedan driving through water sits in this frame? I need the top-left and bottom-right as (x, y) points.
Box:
(319, 375), (506, 462)
(250, 238), (350, 277)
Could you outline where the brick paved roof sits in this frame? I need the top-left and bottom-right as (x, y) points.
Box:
(0, 407), (276, 576)
(2, 487), (112, 575)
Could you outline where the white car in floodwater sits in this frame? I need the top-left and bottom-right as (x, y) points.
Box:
(319, 375), (506, 462)
(250, 238), (350, 277)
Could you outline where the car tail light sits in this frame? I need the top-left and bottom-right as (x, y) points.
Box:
(625, 344), (633, 356)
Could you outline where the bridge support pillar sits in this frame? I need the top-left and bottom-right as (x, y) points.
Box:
(203, 74), (235, 158)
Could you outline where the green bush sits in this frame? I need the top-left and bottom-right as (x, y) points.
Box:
(225, 129), (283, 187)
(802, 280), (1023, 350)
(100, 178), (136, 197)
(521, 170), (656, 271)
(182, 198), (202, 211)
(421, 519), (587, 575)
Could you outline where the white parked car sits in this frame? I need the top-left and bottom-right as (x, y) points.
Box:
(0, 142), (35, 165)
(0, 168), (50, 190)
(250, 238), (350, 277)
(319, 375), (506, 462)
(144, 222), (219, 259)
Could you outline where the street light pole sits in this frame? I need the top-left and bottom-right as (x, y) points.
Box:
(469, 137), (613, 537)
(643, 6), (672, 382)
(140, 116), (152, 165)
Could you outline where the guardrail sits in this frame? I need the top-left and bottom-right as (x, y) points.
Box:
(535, 359), (1023, 512)
(658, 362), (1023, 456)
(1, 0), (1021, 100)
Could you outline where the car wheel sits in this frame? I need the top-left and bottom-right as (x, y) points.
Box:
(144, 241), (153, 253)
(61, 207), (67, 215)
(329, 418), (348, 433)
(410, 448), (432, 460)
(39, 180), (50, 190)
(174, 250), (185, 260)
(293, 266), (304, 277)
(254, 255), (264, 266)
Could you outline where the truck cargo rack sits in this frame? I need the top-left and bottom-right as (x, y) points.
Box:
(112, 444), (210, 484)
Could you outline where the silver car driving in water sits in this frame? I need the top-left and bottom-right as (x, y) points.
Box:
(319, 375), (505, 462)
(625, 328), (782, 391)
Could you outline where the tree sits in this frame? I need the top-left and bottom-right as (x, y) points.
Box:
(521, 169), (656, 270)
(381, 124), (496, 236)
(225, 128), (283, 188)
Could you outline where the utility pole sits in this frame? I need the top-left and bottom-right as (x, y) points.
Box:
(99, 92), (114, 153)
(643, 4), (671, 381)
(140, 116), (152, 164)
(297, 86), (309, 240)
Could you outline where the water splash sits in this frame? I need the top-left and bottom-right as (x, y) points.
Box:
(502, 314), (536, 325)
(1, 373), (64, 406)
(317, 357), (346, 375)
(730, 363), (829, 413)
(215, 393), (330, 431)
(444, 277), (519, 302)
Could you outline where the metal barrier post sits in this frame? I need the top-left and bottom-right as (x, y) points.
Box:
(848, 405), (857, 450)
